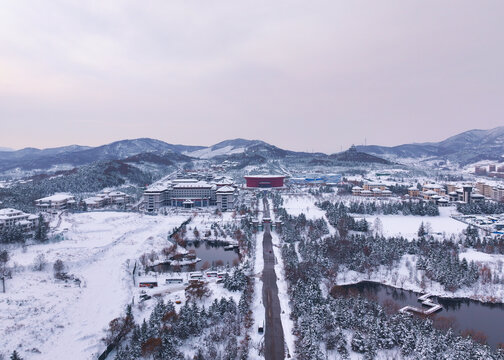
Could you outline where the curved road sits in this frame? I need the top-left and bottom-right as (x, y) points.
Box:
(262, 197), (285, 360)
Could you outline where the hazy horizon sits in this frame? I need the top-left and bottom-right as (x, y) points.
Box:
(2, 124), (503, 153)
(2, 1), (504, 153)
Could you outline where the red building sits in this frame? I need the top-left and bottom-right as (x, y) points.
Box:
(244, 175), (285, 188)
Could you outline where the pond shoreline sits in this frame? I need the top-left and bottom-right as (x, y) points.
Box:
(334, 279), (504, 305)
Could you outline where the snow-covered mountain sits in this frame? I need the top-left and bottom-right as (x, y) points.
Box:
(0, 139), (200, 173)
(356, 126), (504, 165)
(3, 126), (502, 174)
(183, 139), (267, 159)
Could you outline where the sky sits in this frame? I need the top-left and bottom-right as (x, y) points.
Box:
(1, 1), (503, 153)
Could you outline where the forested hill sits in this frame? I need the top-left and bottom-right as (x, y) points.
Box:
(0, 160), (156, 212)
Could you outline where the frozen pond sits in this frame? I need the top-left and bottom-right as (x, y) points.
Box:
(340, 281), (504, 348)
(152, 241), (240, 272)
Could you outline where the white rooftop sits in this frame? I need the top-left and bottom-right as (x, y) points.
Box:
(0, 208), (23, 215)
(145, 184), (169, 193)
(36, 193), (74, 202)
(244, 175), (285, 178)
(173, 181), (212, 189)
(216, 186), (235, 193)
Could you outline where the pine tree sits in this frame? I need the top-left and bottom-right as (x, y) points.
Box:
(10, 351), (23, 360)
(34, 214), (48, 241)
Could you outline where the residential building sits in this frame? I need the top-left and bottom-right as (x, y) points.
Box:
(0, 208), (39, 231)
(408, 187), (420, 197)
(422, 183), (446, 196)
(216, 186), (236, 211)
(475, 182), (494, 198)
(363, 182), (388, 191)
(492, 187), (504, 202)
(35, 194), (76, 212)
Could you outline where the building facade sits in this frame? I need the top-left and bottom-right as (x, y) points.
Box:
(35, 194), (76, 212)
(143, 180), (236, 212)
(216, 186), (236, 211)
(244, 175), (285, 188)
(0, 208), (39, 231)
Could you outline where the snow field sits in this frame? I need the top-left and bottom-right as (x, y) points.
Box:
(281, 194), (327, 220)
(0, 211), (189, 360)
(364, 207), (468, 240)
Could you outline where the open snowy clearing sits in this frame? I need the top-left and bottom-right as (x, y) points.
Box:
(281, 194), (327, 220)
(363, 207), (467, 240)
(0, 211), (191, 360)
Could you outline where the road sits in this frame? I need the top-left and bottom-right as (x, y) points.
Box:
(262, 197), (285, 360)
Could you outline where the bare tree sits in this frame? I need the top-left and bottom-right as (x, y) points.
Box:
(0, 250), (10, 275)
(185, 280), (212, 301)
(33, 254), (47, 271)
(53, 259), (65, 278)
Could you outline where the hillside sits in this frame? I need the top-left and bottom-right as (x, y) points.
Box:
(356, 126), (504, 164)
(0, 139), (201, 173)
(329, 146), (392, 164)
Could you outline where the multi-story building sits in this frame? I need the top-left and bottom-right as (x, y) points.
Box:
(35, 194), (76, 212)
(169, 181), (215, 207)
(0, 208), (39, 231)
(422, 183), (446, 196)
(492, 187), (504, 202)
(363, 182), (388, 191)
(82, 190), (132, 210)
(143, 179), (236, 212)
(216, 186), (236, 211)
(408, 187), (420, 197)
(475, 182), (494, 198)
(143, 185), (170, 212)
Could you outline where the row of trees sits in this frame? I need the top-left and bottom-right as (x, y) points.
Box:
(319, 199), (440, 217)
(457, 201), (504, 215)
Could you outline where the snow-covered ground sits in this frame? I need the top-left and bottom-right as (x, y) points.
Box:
(281, 194), (336, 236)
(282, 194), (327, 220)
(363, 207), (468, 240)
(0, 211), (190, 360)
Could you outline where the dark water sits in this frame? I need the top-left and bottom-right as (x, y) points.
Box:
(152, 241), (240, 272)
(341, 281), (504, 348)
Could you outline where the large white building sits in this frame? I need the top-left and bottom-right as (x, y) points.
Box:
(216, 186), (236, 212)
(143, 179), (236, 212)
(35, 194), (76, 212)
(0, 208), (39, 231)
(82, 190), (131, 209)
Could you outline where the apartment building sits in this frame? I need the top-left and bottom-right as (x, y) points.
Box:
(35, 194), (76, 212)
(0, 208), (39, 231)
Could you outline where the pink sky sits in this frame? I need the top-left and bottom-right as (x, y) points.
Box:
(1, 1), (503, 152)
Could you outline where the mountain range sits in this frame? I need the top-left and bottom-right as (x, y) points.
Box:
(356, 126), (504, 165)
(1, 126), (503, 174)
